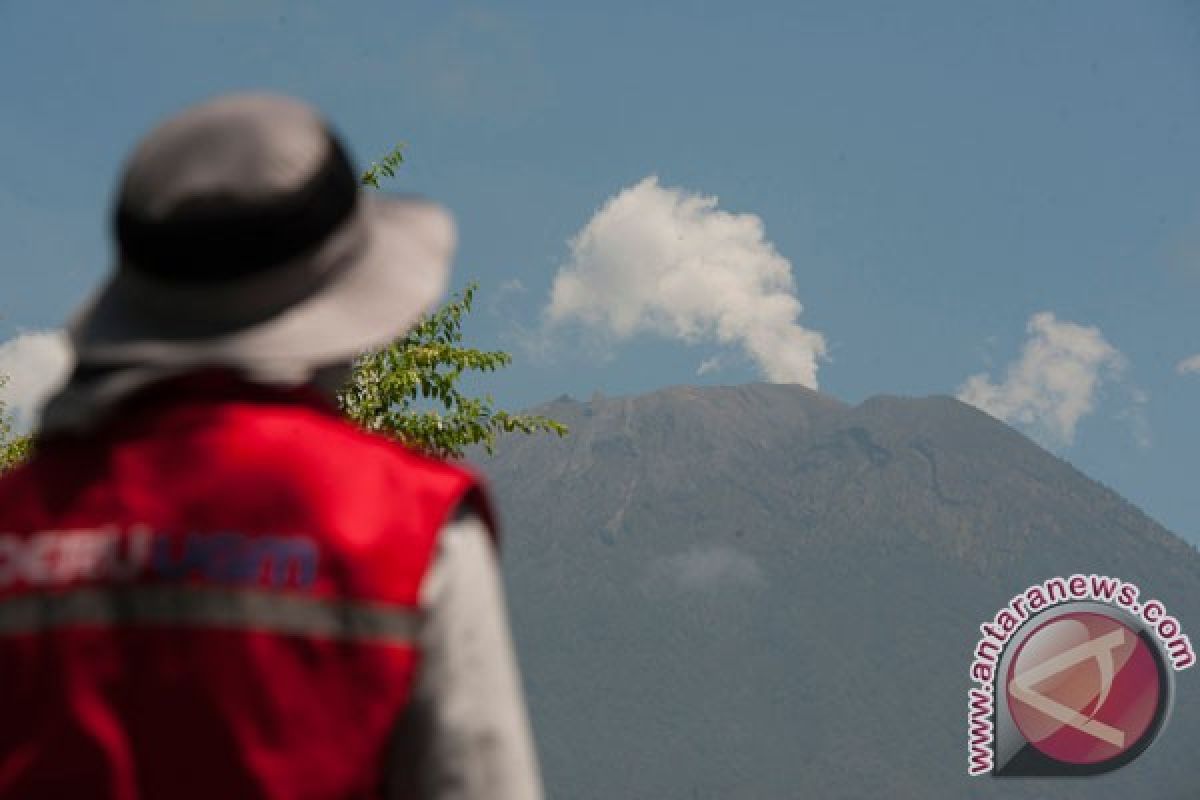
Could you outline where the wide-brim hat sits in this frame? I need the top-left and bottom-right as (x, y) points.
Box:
(68, 93), (455, 370)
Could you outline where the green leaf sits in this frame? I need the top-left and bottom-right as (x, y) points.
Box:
(0, 374), (32, 473)
(333, 264), (568, 458)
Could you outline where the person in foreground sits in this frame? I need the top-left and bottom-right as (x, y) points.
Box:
(0, 93), (542, 799)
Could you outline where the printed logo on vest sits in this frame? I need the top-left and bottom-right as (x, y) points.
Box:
(0, 527), (319, 590)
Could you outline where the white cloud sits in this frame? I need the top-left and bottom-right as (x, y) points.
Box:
(0, 331), (72, 432)
(545, 176), (827, 387)
(653, 545), (765, 591)
(957, 312), (1127, 447)
(1177, 354), (1200, 375)
(696, 356), (722, 376)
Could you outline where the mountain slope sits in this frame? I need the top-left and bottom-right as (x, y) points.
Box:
(474, 383), (1199, 799)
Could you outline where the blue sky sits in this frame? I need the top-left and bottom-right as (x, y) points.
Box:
(2, 1), (1200, 545)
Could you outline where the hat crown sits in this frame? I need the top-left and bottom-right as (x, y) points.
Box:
(114, 94), (360, 283)
(118, 94), (329, 222)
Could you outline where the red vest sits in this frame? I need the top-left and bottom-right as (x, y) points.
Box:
(0, 373), (493, 799)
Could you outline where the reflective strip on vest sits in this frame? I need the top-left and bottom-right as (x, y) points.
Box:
(0, 586), (419, 644)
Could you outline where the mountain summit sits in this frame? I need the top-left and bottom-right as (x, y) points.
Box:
(476, 383), (1199, 799)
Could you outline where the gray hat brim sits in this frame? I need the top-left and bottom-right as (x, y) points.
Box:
(69, 194), (454, 370)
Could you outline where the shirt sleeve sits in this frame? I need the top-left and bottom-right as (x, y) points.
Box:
(383, 510), (544, 800)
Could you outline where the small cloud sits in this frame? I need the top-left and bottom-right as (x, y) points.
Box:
(696, 356), (722, 376)
(1165, 213), (1200, 284)
(544, 176), (827, 387)
(1176, 354), (1200, 375)
(957, 312), (1128, 448)
(403, 8), (550, 120)
(0, 331), (73, 432)
(487, 277), (530, 318)
(651, 545), (765, 592)
(1118, 387), (1152, 450)
(183, 0), (286, 22)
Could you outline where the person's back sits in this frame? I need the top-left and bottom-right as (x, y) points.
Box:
(0, 372), (477, 797)
(0, 94), (541, 799)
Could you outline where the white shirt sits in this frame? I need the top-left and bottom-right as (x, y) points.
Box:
(386, 511), (544, 799)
